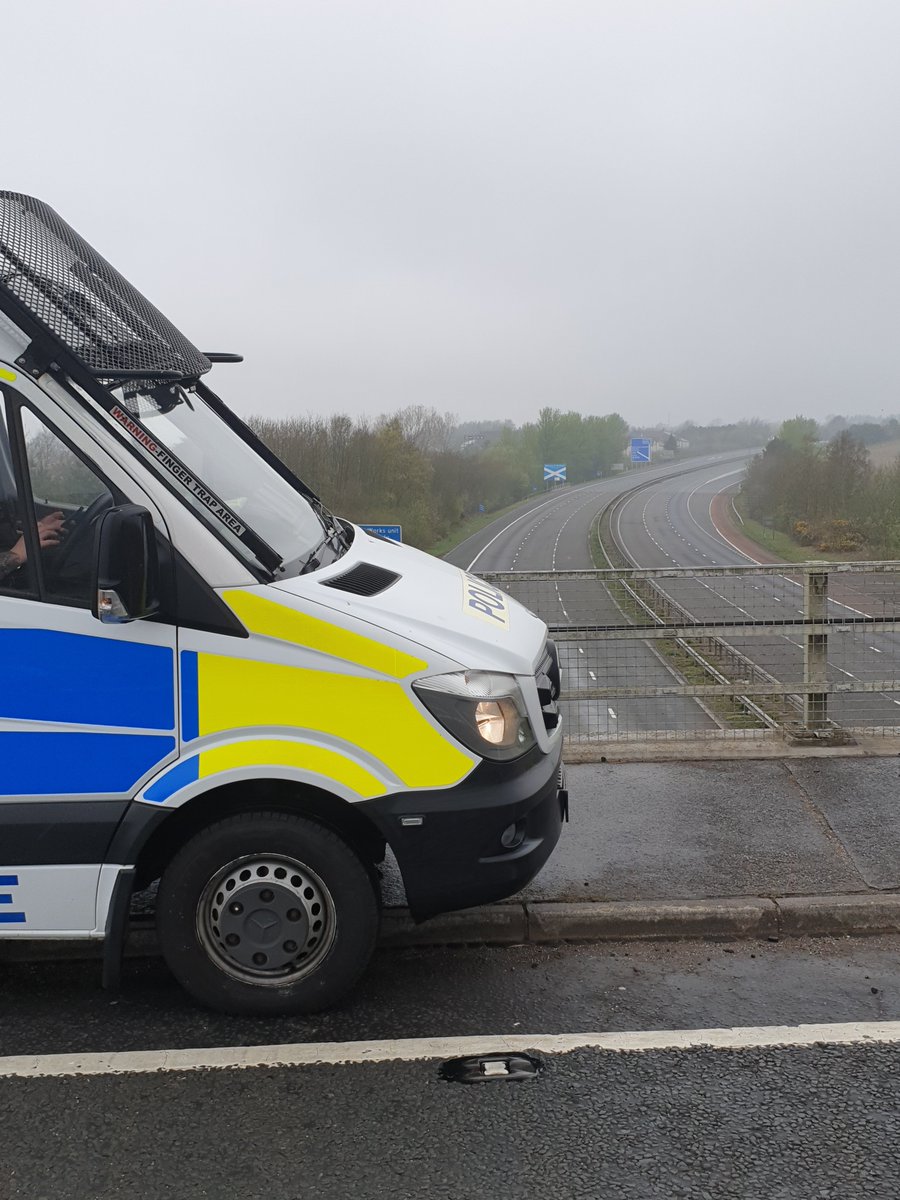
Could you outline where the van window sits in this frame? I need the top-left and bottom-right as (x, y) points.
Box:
(0, 403), (34, 595)
(19, 406), (116, 608)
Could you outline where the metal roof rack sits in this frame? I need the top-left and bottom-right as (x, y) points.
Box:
(0, 192), (210, 384)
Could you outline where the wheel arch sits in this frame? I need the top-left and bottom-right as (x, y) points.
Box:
(126, 779), (387, 892)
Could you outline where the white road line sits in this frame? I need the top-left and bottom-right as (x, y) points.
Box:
(6, 1022), (900, 1078)
(465, 492), (579, 570)
(589, 670), (597, 680)
(871, 646), (883, 653)
(607, 706), (617, 718)
(578, 647), (585, 654)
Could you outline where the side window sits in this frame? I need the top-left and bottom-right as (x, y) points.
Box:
(0, 403), (34, 595)
(19, 405), (117, 608)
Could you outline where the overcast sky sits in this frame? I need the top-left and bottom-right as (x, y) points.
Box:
(6, 1), (900, 428)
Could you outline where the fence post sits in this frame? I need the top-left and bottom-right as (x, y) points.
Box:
(803, 565), (828, 730)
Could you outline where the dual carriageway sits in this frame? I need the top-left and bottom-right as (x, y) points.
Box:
(447, 456), (900, 742)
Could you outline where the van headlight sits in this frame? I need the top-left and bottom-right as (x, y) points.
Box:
(412, 672), (535, 761)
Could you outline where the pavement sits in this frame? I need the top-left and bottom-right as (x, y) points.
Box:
(5, 753), (900, 964)
(375, 753), (900, 947)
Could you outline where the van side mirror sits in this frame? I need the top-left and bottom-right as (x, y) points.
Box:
(92, 504), (160, 623)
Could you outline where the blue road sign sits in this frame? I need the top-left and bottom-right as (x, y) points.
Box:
(360, 524), (402, 543)
(544, 463), (567, 482)
(630, 438), (652, 463)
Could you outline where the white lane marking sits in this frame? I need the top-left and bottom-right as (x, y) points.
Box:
(578, 647), (585, 655)
(7, 1022), (900, 1078)
(871, 646), (883, 653)
(589, 670), (597, 680)
(607, 706), (617, 718)
(465, 492), (581, 570)
(682, 468), (746, 564)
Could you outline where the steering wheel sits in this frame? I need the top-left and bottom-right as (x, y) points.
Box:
(42, 491), (115, 591)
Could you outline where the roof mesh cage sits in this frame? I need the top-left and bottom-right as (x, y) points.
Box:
(0, 192), (210, 382)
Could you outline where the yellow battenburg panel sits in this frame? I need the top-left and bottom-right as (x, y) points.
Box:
(0, 368), (17, 382)
(197, 654), (475, 790)
(223, 590), (427, 679)
(199, 740), (385, 799)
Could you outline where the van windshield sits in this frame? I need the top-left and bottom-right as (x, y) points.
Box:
(98, 380), (345, 577)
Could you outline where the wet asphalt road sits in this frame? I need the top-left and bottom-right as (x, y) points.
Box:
(4, 937), (900, 1198)
(6, 1041), (900, 1200)
(4, 936), (900, 1057)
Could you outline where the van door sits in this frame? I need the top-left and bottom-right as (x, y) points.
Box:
(0, 388), (178, 936)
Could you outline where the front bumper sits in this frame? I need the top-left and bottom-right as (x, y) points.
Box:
(364, 740), (567, 920)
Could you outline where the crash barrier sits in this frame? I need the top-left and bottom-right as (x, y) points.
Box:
(480, 563), (900, 742)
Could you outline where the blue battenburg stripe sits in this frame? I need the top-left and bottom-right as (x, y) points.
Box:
(0, 733), (175, 796)
(180, 651), (199, 742)
(144, 755), (200, 804)
(0, 875), (24, 923)
(0, 629), (175, 730)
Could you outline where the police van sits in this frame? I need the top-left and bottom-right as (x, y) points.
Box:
(0, 193), (566, 1015)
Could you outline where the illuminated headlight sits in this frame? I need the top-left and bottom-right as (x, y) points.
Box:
(413, 672), (536, 761)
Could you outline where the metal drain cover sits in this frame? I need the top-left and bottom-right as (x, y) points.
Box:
(439, 1053), (542, 1083)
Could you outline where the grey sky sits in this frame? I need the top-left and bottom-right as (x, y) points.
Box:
(6, 1), (900, 427)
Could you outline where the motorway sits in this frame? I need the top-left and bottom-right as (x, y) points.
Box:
(607, 460), (900, 732)
(446, 455), (749, 739)
(449, 455), (900, 737)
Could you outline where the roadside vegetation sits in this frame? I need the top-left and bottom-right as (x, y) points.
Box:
(251, 405), (630, 551)
(740, 415), (900, 559)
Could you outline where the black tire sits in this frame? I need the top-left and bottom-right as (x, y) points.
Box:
(156, 810), (380, 1016)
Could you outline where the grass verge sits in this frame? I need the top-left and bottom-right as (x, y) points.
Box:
(732, 495), (860, 564)
(428, 494), (545, 558)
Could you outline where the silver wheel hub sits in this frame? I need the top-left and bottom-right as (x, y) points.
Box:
(198, 855), (336, 984)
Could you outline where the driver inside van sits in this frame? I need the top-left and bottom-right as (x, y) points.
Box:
(0, 508), (65, 582)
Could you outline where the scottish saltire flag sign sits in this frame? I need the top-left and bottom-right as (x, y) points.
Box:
(543, 464), (567, 482)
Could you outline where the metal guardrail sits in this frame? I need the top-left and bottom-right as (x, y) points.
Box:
(482, 562), (900, 742)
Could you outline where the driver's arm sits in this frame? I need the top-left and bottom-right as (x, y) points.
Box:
(0, 511), (65, 580)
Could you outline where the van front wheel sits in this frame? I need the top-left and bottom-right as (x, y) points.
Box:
(156, 811), (380, 1016)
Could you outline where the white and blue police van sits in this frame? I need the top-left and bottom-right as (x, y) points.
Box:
(0, 193), (565, 1015)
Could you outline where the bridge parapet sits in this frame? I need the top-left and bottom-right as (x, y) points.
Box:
(481, 562), (900, 746)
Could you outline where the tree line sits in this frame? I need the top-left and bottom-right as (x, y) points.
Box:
(249, 405), (628, 549)
(742, 416), (900, 555)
